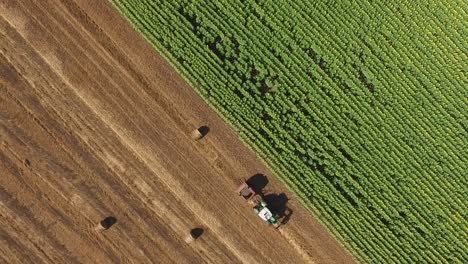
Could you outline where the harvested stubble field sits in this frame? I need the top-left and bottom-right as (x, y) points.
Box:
(0, 0), (353, 263)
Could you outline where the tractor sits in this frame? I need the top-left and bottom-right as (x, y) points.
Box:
(236, 178), (282, 228)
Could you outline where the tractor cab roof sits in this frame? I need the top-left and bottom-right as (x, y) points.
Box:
(257, 207), (273, 221)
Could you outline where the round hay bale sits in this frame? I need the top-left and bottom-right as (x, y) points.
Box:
(184, 228), (204, 243)
(191, 129), (203, 140)
(184, 234), (195, 243)
(191, 126), (209, 140)
(95, 224), (106, 232)
(95, 216), (117, 232)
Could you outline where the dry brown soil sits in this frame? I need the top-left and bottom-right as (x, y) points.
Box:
(0, 1), (355, 263)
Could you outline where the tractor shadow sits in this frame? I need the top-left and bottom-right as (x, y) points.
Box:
(246, 173), (268, 195)
(263, 193), (293, 225)
(245, 174), (293, 225)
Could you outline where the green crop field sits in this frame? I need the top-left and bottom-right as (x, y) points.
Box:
(112, 0), (467, 262)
